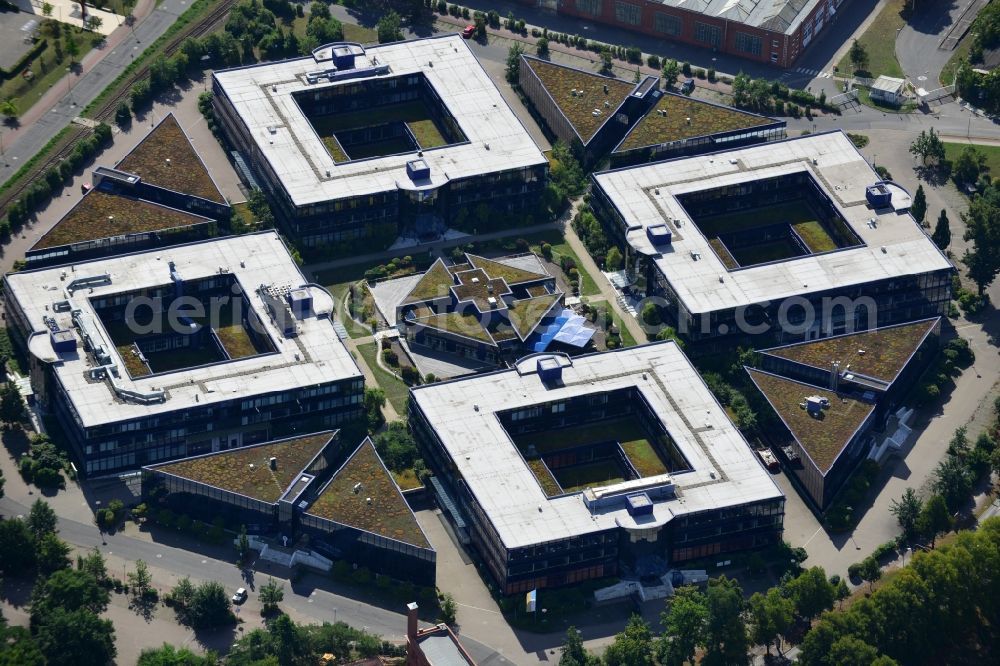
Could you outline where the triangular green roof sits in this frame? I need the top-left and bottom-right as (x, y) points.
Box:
(521, 56), (635, 143)
(746, 370), (874, 474)
(116, 114), (226, 204)
(467, 254), (548, 286)
(761, 319), (938, 384)
(402, 258), (455, 305)
(306, 439), (430, 549)
(508, 293), (561, 340)
(150, 433), (334, 503)
(617, 93), (775, 152)
(413, 311), (494, 343)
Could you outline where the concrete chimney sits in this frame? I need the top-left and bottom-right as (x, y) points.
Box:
(406, 602), (419, 641)
(830, 361), (840, 391)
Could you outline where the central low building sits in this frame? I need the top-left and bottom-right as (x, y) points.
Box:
(410, 342), (784, 594)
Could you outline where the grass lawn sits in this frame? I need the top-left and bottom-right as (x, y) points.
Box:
(215, 324), (258, 359)
(944, 142), (1000, 175)
(940, 36), (974, 87)
(406, 119), (448, 149)
(0, 23), (97, 116)
(621, 439), (668, 476)
(392, 468), (423, 491)
(232, 202), (256, 228)
(117, 344), (151, 378)
(612, 309), (638, 347)
(731, 238), (804, 266)
(552, 243), (600, 296)
(329, 283), (371, 339)
(793, 220), (838, 253)
(527, 458), (562, 496)
(835, 0), (906, 78)
(289, 17), (377, 45)
(555, 461), (625, 492)
(357, 342), (410, 414)
(619, 94), (772, 151)
(322, 136), (350, 163)
(513, 417), (655, 455)
(709, 238), (739, 269)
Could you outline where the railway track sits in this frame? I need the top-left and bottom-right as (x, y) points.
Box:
(0, 0), (237, 216)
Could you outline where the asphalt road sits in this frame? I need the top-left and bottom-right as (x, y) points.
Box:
(0, 0), (189, 185)
(896, 0), (982, 86)
(0, 495), (508, 664)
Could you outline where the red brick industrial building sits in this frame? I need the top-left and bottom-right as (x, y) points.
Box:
(554, 0), (847, 68)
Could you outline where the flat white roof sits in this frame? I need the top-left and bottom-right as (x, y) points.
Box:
(6, 232), (362, 428)
(872, 76), (906, 94)
(411, 342), (783, 549)
(213, 35), (547, 207)
(593, 131), (952, 315)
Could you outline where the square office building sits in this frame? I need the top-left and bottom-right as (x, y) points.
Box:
(410, 342), (784, 594)
(4, 232), (364, 476)
(212, 36), (549, 251)
(591, 131), (954, 343)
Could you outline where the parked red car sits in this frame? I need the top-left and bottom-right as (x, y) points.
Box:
(462, 25), (476, 39)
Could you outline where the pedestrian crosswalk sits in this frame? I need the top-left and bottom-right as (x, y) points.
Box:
(780, 67), (833, 80)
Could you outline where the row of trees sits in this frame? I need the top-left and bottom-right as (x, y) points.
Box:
(799, 517), (1000, 665)
(559, 565), (848, 665)
(0, 500), (117, 666)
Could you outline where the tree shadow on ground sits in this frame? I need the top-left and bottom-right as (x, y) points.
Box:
(0, 575), (33, 610)
(128, 592), (158, 622)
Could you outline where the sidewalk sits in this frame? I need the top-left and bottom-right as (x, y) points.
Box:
(2, 0), (155, 147)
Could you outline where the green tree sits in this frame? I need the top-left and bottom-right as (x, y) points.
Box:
(933, 456), (972, 512)
(364, 387), (386, 431)
(187, 581), (233, 629)
(128, 559), (152, 597)
(536, 37), (549, 57)
(747, 587), (794, 654)
(952, 145), (986, 184)
(849, 39), (869, 73)
(917, 493), (952, 547)
(377, 10), (403, 44)
(86, 15), (103, 31)
(373, 421), (419, 471)
(641, 301), (661, 327)
(599, 48), (613, 76)
(66, 34), (80, 64)
(506, 43), (525, 83)
(827, 635), (885, 666)
(909, 127), (945, 165)
(30, 567), (110, 621)
(662, 59), (680, 86)
(34, 532), (71, 575)
(76, 548), (108, 584)
(0, 383), (26, 425)
(559, 626), (599, 666)
(703, 576), (748, 666)
(34, 608), (116, 666)
(605, 246), (623, 271)
(911, 184), (927, 223)
(0, 621), (45, 666)
(27, 499), (58, 539)
(890, 488), (923, 541)
(42, 2), (53, 17)
(932, 209), (951, 249)
(0, 518), (35, 574)
(440, 592), (457, 625)
(259, 577), (284, 613)
(858, 556), (882, 591)
(0, 99), (18, 121)
(137, 643), (217, 666)
(784, 566), (835, 620)
(603, 614), (652, 665)
(657, 586), (707, 666)
(236, 525), (252, 567)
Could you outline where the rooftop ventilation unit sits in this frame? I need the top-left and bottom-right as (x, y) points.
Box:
(537, 356), (562, 384)
(471, 277), (480, 284)
(406, 159), (430, 181)
(646, 223), (672, 246)
(487, 296), (497, 308)
(269, 457), (277, 470)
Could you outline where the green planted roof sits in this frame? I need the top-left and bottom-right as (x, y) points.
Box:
(414, 311), (493, 343)
(150, 433), (334, 502)
(33, 191), (211, 250)
(117, 114), (226, 203)
(402, 258), (456, 304)
(747, 370), (873, 474)
(523, 57), (634, 143)
(306, 439), (430, 549)
(508, 293), (561, 340)
(467, 254), (548, 285)
(762, 319), (938, 383)
(617, 94), (773, 152)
